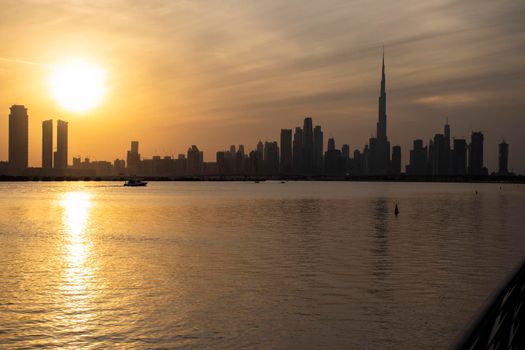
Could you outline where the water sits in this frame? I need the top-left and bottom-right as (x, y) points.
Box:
(0, 181), (524, 349)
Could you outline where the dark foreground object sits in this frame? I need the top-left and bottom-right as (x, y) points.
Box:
(455, 260), (525, 349)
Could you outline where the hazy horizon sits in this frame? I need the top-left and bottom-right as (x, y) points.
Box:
(0, 0), (524, 173)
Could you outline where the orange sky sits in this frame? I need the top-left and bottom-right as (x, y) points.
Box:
(0, 0), (524, 172)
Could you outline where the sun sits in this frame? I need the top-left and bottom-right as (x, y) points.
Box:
(49, 59), (107, 113)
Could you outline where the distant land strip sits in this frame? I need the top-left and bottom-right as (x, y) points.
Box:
(0, 174), (524, 184)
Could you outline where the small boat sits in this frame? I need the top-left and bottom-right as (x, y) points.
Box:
(124, 179), (148, 187)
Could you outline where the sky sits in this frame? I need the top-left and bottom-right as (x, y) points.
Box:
(0, 0), (524, 172)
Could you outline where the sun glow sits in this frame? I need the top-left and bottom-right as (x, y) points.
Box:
(49, 59), (107, 113)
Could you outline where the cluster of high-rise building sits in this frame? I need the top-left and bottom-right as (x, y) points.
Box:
(209, 55), (402, 177)
(404, 122), (507, 176)
(1, 105), (70, 176)
(0, 54), (515, 178)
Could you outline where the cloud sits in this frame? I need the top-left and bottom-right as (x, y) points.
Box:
(415, 95), (475, 106)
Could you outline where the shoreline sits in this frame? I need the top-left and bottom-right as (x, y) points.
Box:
(0, 174), (524, 184)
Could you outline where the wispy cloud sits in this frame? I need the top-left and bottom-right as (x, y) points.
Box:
(0, 57), (51, 67)
(416, 95), (475, 106)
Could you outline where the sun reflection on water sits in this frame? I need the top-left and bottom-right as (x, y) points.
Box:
(61, 192), (92, 267)
(61, 192), (92, 237)
(59, 191), (94, 338)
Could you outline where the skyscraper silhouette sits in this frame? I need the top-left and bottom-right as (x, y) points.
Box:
(187, 145), (203, 175)
(431, 133), (446, 175)
(324, 137), (344, 174)
(42, 119), (53, 169)
(256, 140), (264, 156)
(327, 137), (335, 151)
(377, 53), (387, 142)
(131, 141), (139, 154)
(280, 129), (292, 174)
(292, 127), (303, 173)
(469, 132), (485, 175)
(391, 146), (401, 174)
(236, 145), (245, 174)
(127, 141), (141, 175)
(444, 120), (451, 174)
(302, 117), (314, 173)
(256, 140), (264, 175)
(406, 139), (428, 175)
(341, 144), (350, 160)
(54, 120), (68, 170)
(370, 51), (391, 174)
(498, 141), (509, 175)
(452, 139), (467, 175)
(9, 105), (29, 171)
(264, 141), (279, 175)
(313, 125), (323, 172)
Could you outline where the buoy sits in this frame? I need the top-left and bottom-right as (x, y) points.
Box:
(395, 204), (399, 216)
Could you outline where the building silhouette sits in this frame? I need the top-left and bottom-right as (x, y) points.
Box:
(114, 159), (126, 175)
(469, 132), (486, 175)
(302, 117), (314, 173)
(391, 145), (401, 174)
(284, 117), (327, 175)
(264, 141), (279, 175)
(444, 120), (451, 173)
(247, 144), (263, 176)
(292, 126), (303, 173)
(187, 145), (203, 175)
(236, 145), (246, 174)
(371, 52), (391, 174)
(127, 141), (141, 175)
(431, 133), (447, 175)
(42, 119), (53, 169)
(256, 140), (264, 174)
(342, 144), (350, 171)
(216, 151), (227, 174)
(216, 144), (248, 175)
(9, 105), (29, 171)
(313, 125), (323, 172)
(324, 137), (344, 175)
(406, 139), (428, 175)
(498, 141), (509, 175)
(280, 129), (292, 174)
(427, 121), (453, 175)
(452, 139), (467, 175)
(404, 121), (491, 177)
(54, 120), (68, 170)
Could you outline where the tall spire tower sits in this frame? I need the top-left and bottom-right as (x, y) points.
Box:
(377, 48), (387, 141)
(369, 48), (391, 175)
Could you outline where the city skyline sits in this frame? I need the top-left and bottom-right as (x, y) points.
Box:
(2, 3), (525, 350)
(0, 62), (520, 174)
(0, 1), (524, 173)
(0, 56), (516, 178)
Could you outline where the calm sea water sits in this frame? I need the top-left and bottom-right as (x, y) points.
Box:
(0, 181), (524, 349)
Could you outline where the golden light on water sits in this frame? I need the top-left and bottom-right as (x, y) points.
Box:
(60, 191), (92, 238)
(49, 59), (107, 113)
(58, 191), (95, 339)
(60, 191), (92, 288)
